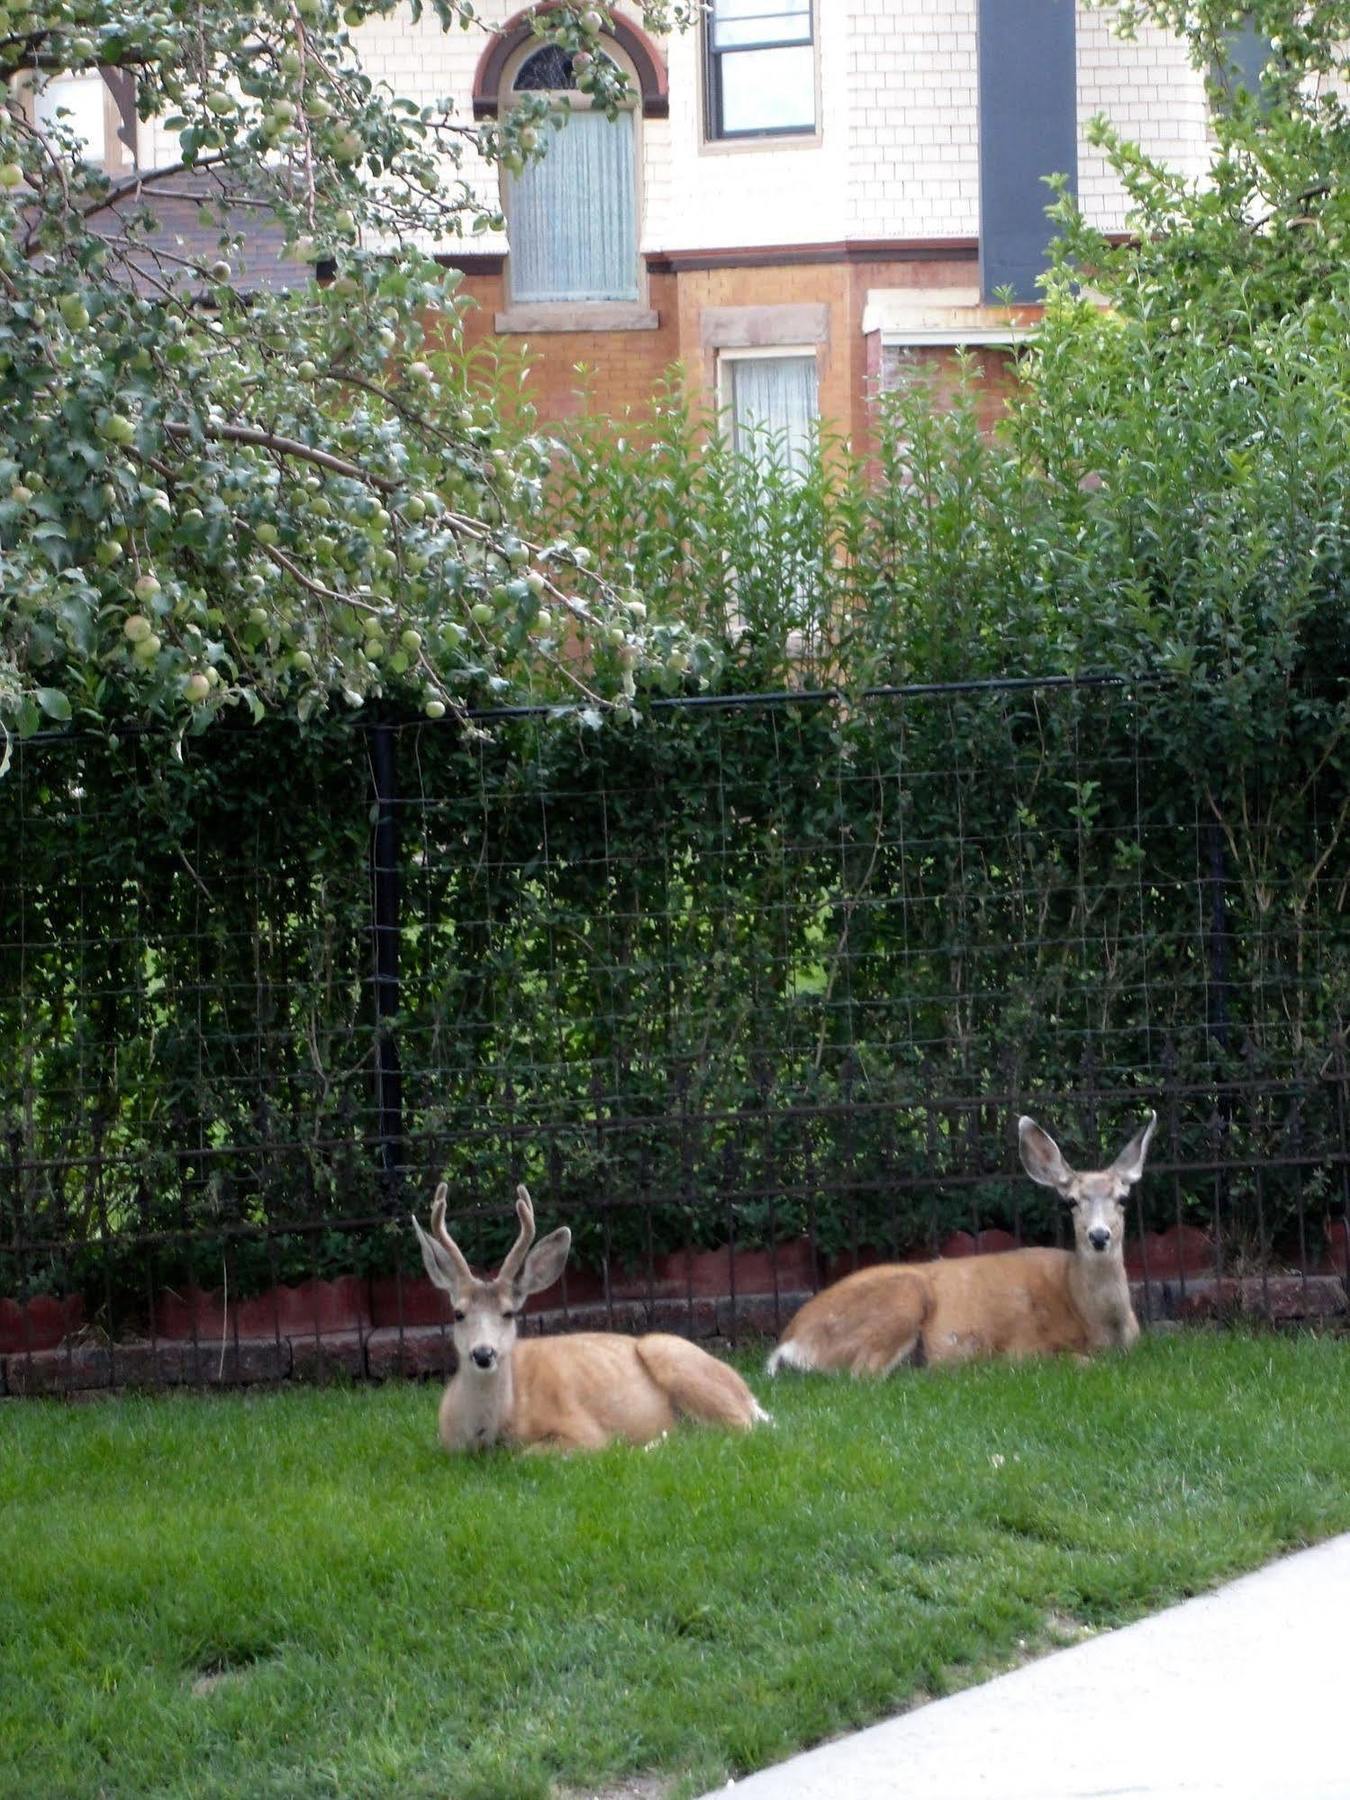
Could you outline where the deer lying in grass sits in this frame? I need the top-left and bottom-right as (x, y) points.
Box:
(766, 1111), (1155, 1377)
(412, 1183), (770, 1452)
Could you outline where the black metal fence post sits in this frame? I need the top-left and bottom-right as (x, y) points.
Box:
(370, 723), (403, 1191)
(1205, 817), (1231, 1052)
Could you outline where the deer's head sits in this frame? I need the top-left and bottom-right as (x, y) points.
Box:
(411, 1183), (571, 1372)
(1018, 1111), (1157, 1258)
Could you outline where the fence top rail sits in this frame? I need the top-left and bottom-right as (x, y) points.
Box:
(20, 668), (1350, 750)
(13, 671), (1175, 750)
(440, 672), (1174, 724)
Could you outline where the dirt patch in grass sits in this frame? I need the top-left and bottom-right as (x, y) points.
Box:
(1043, 1608), (1097, 1646)
(555, 1780), (674, 1800)
(1002, 1608), (1100, 1673)
(190, 1668), (250, 1699)
(188, 1644), (275, 1698)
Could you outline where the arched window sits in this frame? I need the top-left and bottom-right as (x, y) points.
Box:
(503, 42), (639, 305)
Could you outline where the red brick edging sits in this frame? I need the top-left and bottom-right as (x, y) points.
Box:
(2, 1276), (1345, 1397)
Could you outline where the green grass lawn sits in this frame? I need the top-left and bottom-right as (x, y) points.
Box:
(4, 1331), (1350, 1800)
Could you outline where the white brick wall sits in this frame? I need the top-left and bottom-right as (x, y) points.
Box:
(135, 1), (1214, 256)
(660, 0), (1214, 246)
(846, 0), (980, 240)
(1076, 1), (1210, 233)
(140, 88), (192, 172)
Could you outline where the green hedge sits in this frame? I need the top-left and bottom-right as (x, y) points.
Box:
(2, 671), (1347, 1318)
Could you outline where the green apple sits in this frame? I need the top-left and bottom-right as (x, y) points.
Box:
(98, 414), (137, 446)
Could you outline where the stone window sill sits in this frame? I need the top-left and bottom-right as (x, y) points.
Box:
(493, 303), (660, 335)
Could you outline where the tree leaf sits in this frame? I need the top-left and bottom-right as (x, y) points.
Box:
(34, 688), (72, 722)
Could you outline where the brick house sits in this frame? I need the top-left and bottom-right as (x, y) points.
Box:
(353, 0), (1220, 448)
(54, 3), (1231, 445)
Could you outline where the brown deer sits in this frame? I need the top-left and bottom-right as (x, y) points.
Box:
(766, 1111), (1155, 1377)
(411, 1183), (771, 1452)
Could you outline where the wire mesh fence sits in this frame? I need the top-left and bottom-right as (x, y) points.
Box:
(2, 677), (1348, 1392)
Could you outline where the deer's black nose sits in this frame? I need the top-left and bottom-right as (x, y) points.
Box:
(470, 1346), (496, 1369)
(1088, 1227), (1111, 1252)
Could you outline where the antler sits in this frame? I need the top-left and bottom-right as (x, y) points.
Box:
(429, 1182), (473, 1285)
(497, 1184), (536, 1284)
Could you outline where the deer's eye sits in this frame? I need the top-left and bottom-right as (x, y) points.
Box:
(453, 1308), (466, 1323)
(500, 1308), (515, 1322)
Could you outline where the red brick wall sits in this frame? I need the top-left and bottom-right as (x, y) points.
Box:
(880, 344), (1024, 437)
(451, 270), (680, 424)
(442, 254), (1027, 441)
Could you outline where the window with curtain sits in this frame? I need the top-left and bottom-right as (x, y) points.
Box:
(706, 0), (815, 139)
(506, 46), (638, 304)
(727, 354), (819, 479)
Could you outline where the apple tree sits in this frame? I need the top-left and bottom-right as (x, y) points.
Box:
(0, 1), (705, 758)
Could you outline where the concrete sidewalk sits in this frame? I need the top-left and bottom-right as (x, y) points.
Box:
(704, 1533), (1349, 1800)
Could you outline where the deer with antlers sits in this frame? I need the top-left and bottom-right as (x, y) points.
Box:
(412, 1183), (771, 1452)
(766, 1111), (1155, 1377)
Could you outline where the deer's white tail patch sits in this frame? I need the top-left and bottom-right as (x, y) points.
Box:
(765, 1338), (816, 1377)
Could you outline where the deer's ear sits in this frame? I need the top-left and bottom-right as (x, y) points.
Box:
(517, 1227), (571, 1297)
(1018, 1116), (1075, 1190)
(1110, 1111), (1157, 1186)
(412, 1214), (466, 1299)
